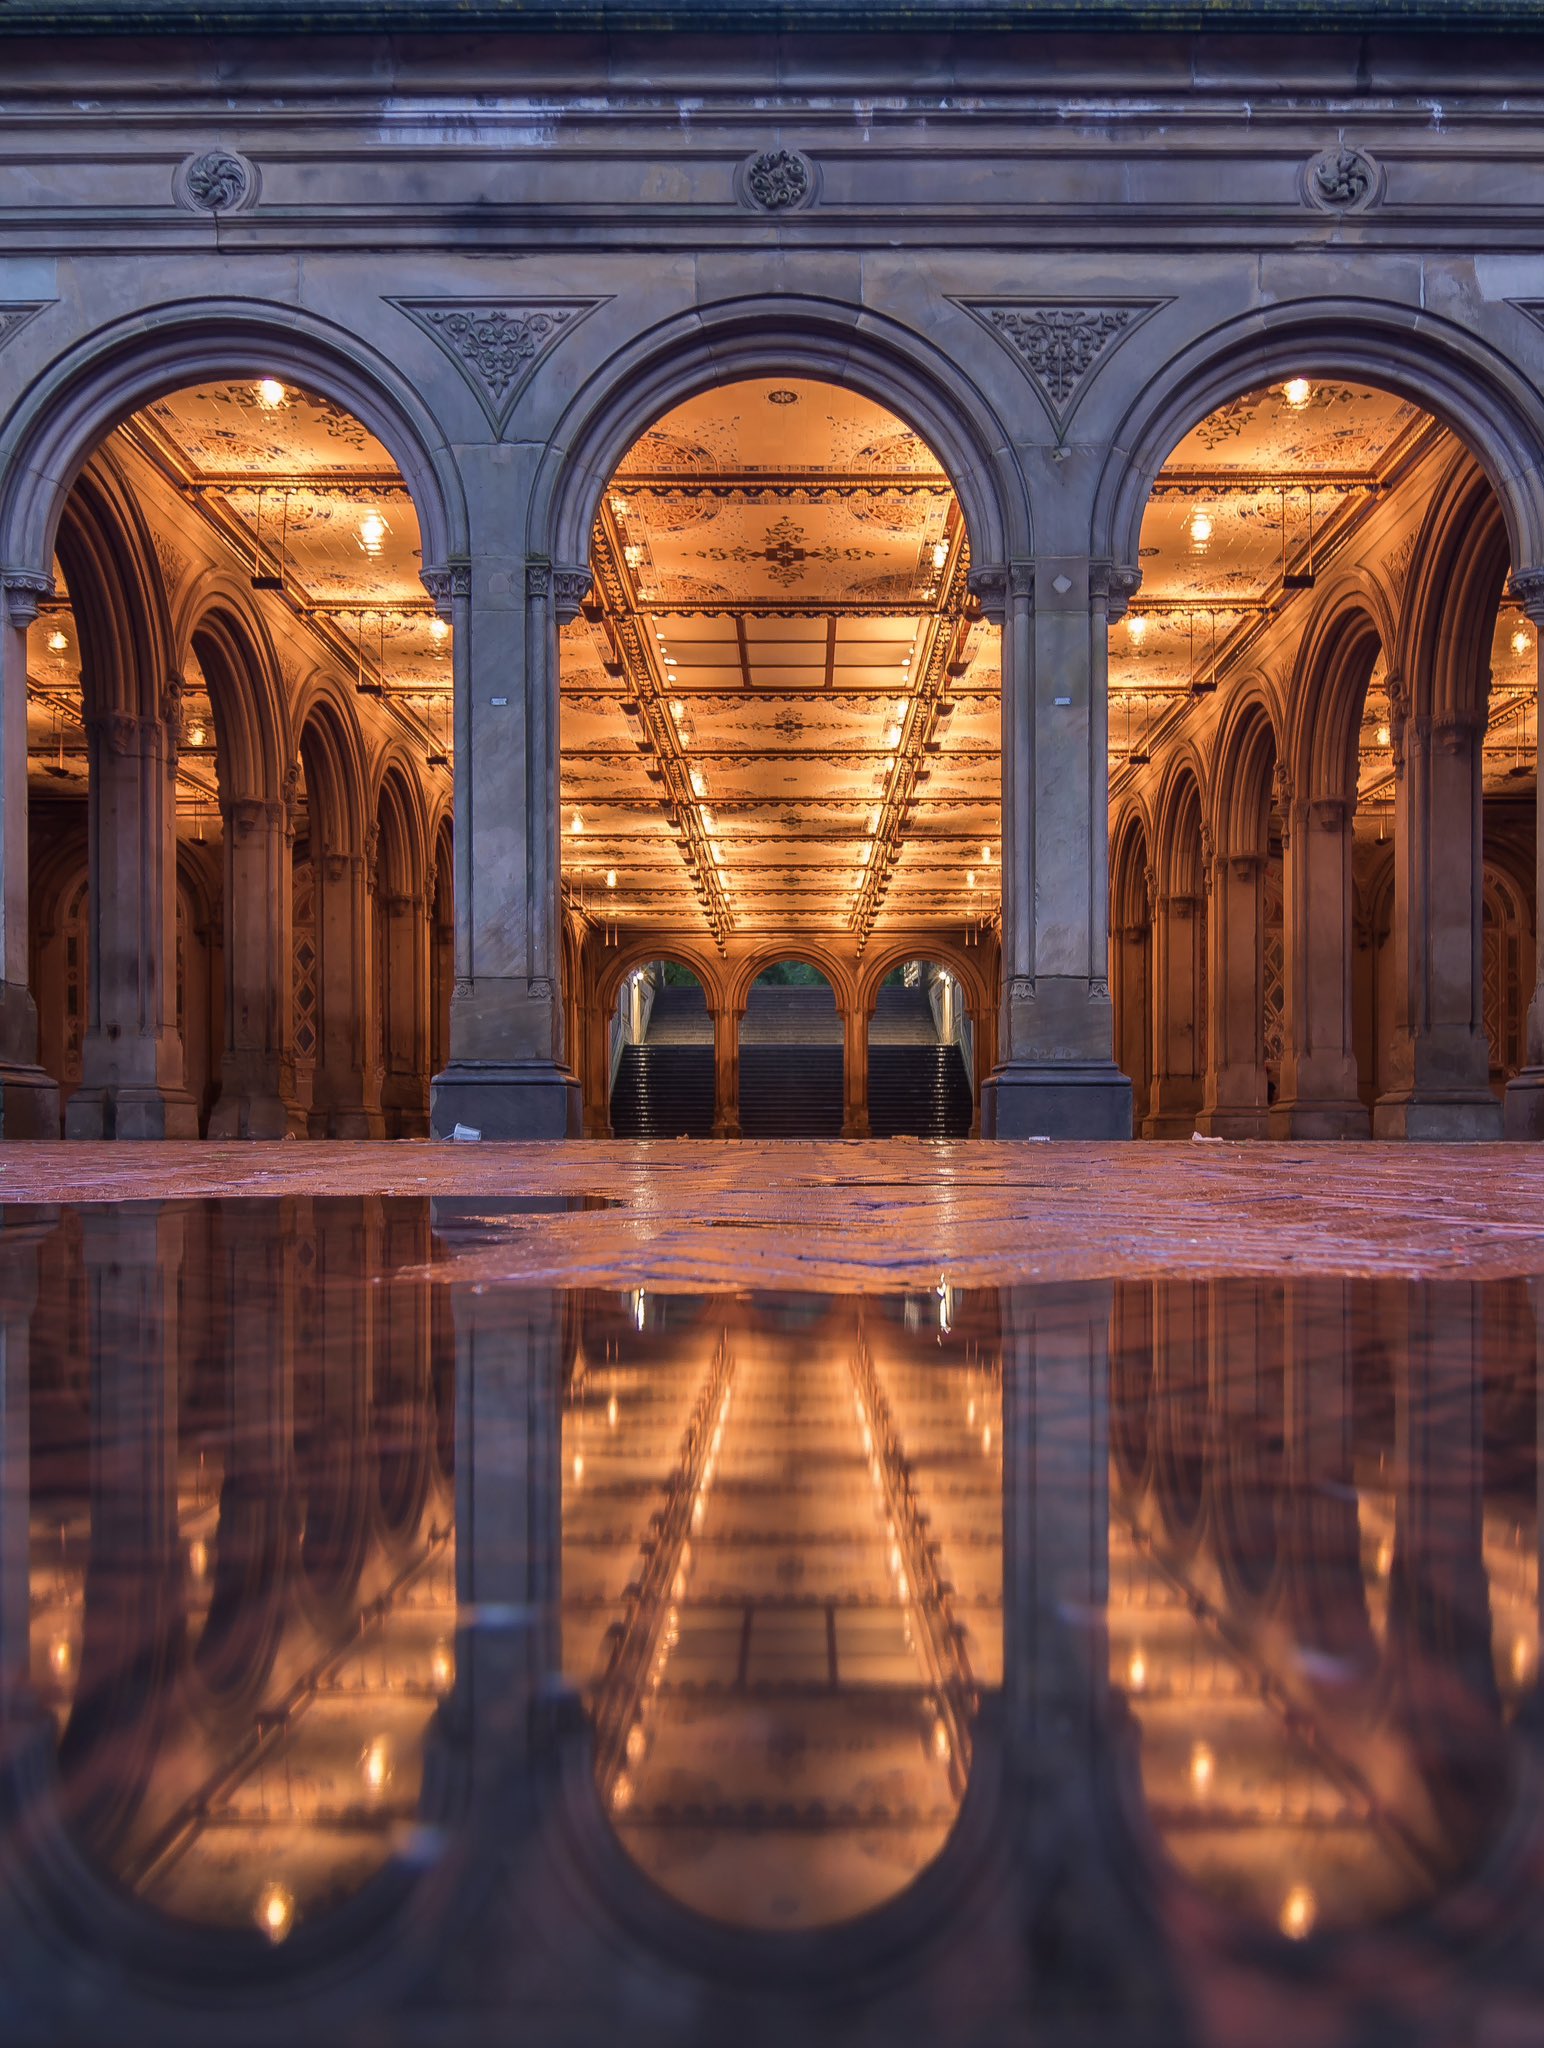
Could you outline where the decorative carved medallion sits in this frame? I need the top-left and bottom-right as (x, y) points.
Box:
(175, 148), (260, 214)
(0, 302), (53, 353)
(1302, 146), (1381, 214)
(742, 148), (814, 212)
(388, 298), (609, 432)
(958, 299), (1168, 432)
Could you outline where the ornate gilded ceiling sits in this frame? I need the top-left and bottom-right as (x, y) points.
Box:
(561, 378), (999, 944)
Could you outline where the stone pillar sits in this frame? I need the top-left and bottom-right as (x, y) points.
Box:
(1110, 910), (1152, 1130)
(842, 999), (870, 1138)
(1143, 884), (1203, 1139)
(1375, 695), (1502, 1139)
(1505, 573), (1544, 1138)
(311, 844), (384, 1138)
(380, 889), (430, 1137)
(207, 795), (293, 1140)
(978, 560), (1133, 1138)
(0, 575), (61, 1136)
(429, 542), (581, 1140)
(1198, 851), (1269, 1137)
(66, 707), (197, 1139)
(711, 1002), (741, 1138)
(1271, 786), (1369, 1138)
(581, 994), (612, 1138)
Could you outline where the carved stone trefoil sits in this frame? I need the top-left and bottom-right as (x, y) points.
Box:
(1302, 146), (1382, 214)
(389, 298), (609, 432)
(741, 148), (815, 213)
(175, 148), (260, 214)
(957, 299), (1168, 433)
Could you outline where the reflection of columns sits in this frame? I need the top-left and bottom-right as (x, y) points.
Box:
(1272, 792), (1368, 1138)
(430, 541), (581, 1139)
(1198, 852), (1268, 1137)
(66, 711), (197, 1139)
(381, 890), (430, 1138)
(0, 1216), (49, 1733)
(712, 1003), (741, 1138)
(1375, 705), (1501, 1138)
(1143, 889), (1202, 1139)
(208, 796), (293, 1140)
(979, 560), (1132, 1138)
(0, 576), (61, 1135)
(1505, 575), (1544, 1137)
(311, 847), (384, 1138)
(1276, 1279), (1374, 1667)
(842, 1003), (870, 1138)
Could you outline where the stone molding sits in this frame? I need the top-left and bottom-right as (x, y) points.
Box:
(1508, 566), (1544, 622)
(553, 565), (592, 623)
(388, 297), (609, 432)
(957, 298), (1168, 433)
(174, 147), (260, 215)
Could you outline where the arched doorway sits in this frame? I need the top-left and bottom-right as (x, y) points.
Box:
(609, 960), (715, 1139)
(866, 959), (974, 1138)
(739, 961), (844, 1139)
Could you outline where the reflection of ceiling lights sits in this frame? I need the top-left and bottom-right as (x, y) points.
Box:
(256, 1883), (295, 1943)
(358, 510), (388, 555)
(1282, 377), (1313, 410)
(1279, 1884), (1316, 1940)
(256, 378), (286, 410)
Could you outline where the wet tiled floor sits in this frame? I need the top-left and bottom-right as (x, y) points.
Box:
(0, 1159), (1541, 2046)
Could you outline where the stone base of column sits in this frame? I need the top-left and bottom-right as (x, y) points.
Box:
(430, 1061), (581, 1141)
(1141, 1109), (1199, 1139)
(1372, 1089), (1505, 1141)
(0, 1063), (60, 1139)
(1268, 1097), (1369, 1139)
(1194, 1105), (1269, 1139)
(711, 1108), (740, 1138)
(1504, 1068), (1544, 1140)
(206, 1087), (291, 1141)
(65, 1083), (200, 1140)
(980, 1061), (1132, 1139)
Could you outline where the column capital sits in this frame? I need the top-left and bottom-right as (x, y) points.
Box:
(553, 564), (592, 624)
(1508, 567), (1544, 623)
(2, 567), (54, 629)
(1089, 561), (1143, 620)
(421, 560), (470, 615)
(967, 560), (1033, 625)
(221, 796), (284, 836)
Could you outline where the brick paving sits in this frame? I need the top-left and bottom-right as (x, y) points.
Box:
(3, 1139), (1542, 1290)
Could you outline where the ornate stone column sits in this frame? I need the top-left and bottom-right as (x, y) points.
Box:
(1505, 572), (1544, 1138)
(1375, 689), (1501, 1139)
(1143, 879), (1203, 1139)
(429, 541), (582, 1139)
(206, 793), (293, 1139)
(1271, 784), (1369, 1138)
(380, 886), (430, 1137)
(1197, 849), (1269, 1137)
(65, 703), (197, 1139)
(0, 574), (60, 1135)
(711, 1001), (741, 1138)
(842, 999), (871, 1139)
(977, 559), (1133, 1138)
(311, 841), (384, 1138)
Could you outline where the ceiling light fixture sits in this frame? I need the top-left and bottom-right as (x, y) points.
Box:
(606, 870), (617, 889)
(358, 510), (388, 556)
(256, 378), (286, 409)
(1127, 614), (1147, 646)
(932, 540), (949, 570)
(1188, 509), (1214, 552)
(429, 617), (450, 644)
(47, 628), (68, 653)
(1376, 722), (1391, 747)
(570, 811), (584, 834)
(1283, 377), (1313, 409)
(966, 869), (976, 889)
(1512, 624), (1533, 657)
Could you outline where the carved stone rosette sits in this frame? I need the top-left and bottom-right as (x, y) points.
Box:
(740, 148), (816, 213)
(1302, 145), (1382, 214)
(174, 147), (260, 215)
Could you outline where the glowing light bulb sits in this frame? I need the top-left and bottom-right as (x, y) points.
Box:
(1127, 1649), (1147, 1692)
(1189, 509), (1214, 550)
(570, 811), (584, 835)
(1189, 1741), (1215, 1793)
(1127, 614), (1148, 646)
(1512, 625), (1533, 657)
(48, 1634), (73, 1681)
(47, 628), (68, 653)
(1283, 377), (1313, 410)
(431, 1640), (454, 1692)
(256, 1882), (295, 1942)
(605, 870), (617, 889)
(1279, 1883), (1316, 1940)
(359, 1735), (393, 1793)
(358, 511), (388, 555)
(256, 378), (286, 409)
(1376, 723), (1391, 748)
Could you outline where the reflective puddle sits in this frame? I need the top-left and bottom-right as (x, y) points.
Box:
(3, 1198), (1541, 2039)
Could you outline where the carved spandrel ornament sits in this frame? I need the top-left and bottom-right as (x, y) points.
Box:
(958, 299), (1168, 434)
(1302, 145), (1382, 214)
(0, 302), (54, 355)
(389, 298), (609, 433)
(175, 148), (260, 215)
(741, 148), (815, 212)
